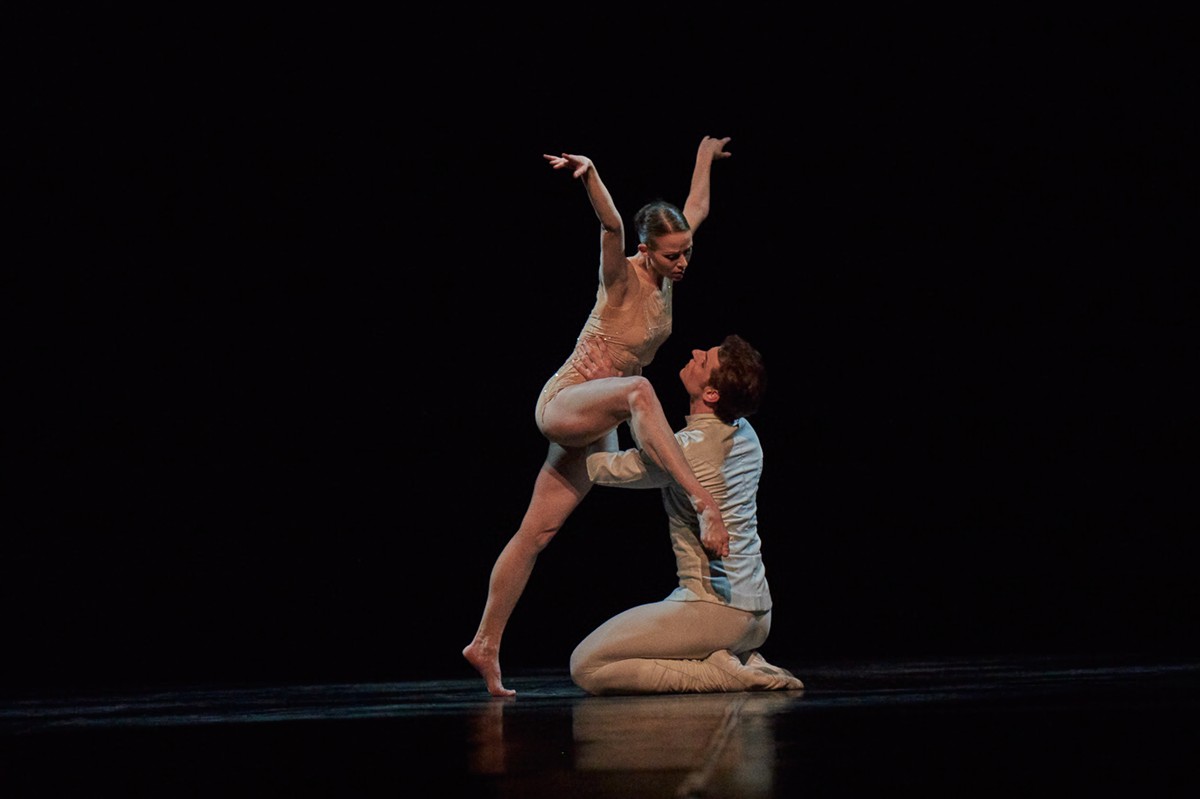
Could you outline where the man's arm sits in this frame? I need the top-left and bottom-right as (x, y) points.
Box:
(586, 448), (673, 488)
(576, 336), (676, 489)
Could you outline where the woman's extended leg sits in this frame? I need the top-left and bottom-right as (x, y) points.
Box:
(463, 442), (593, 697)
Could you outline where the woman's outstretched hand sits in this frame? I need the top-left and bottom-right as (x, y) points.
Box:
(698, 136), (732, 162)
(544, 152), (593, 178)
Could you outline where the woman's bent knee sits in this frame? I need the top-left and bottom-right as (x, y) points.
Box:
(625, 376), (656, 409)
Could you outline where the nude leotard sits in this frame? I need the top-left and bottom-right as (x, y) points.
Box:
(535, 269), (673, 431)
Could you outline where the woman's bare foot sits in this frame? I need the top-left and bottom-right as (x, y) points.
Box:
(463, 640), (516, 697)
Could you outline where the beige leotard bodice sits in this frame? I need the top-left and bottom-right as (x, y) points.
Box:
(535, 270), (673, 431)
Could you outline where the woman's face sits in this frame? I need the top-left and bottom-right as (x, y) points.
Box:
(646, 231), (695, 282)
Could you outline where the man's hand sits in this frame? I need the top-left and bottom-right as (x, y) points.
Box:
(573, 336), (619, 380)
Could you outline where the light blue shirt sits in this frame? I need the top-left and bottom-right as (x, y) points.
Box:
(586, 414), (772, 612)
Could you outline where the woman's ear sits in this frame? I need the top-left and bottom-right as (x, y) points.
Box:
(702, 386), (720, 404)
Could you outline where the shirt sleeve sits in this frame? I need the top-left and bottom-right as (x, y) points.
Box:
(586, 447), (673, 488)
(588, 426), (710, 488)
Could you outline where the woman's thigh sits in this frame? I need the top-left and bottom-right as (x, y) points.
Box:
(518, 442), (594, 534)
(539, 378), (638, 448)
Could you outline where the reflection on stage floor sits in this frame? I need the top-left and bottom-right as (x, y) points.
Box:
(3, 654), (1197, 797)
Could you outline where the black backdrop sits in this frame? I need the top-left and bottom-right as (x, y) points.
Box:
(10, 18), (1195, 696)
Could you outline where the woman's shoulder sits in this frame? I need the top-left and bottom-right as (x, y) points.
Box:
(599, 254), (640, 296)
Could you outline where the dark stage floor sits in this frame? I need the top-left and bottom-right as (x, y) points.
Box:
(3, 654), (1197, 797)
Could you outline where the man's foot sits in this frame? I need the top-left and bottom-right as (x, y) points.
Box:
(463, 640), (516, 697)
(742, 651), (805, 691)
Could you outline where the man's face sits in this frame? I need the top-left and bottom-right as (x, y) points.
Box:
(679, 345), (721, 398)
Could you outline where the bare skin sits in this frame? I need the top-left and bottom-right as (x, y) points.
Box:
(464, 138), (732, 696)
